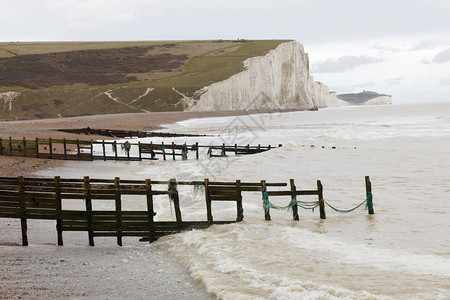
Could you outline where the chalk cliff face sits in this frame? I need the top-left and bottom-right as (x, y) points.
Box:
(189, 41), (337, 111)
(188, 41), (393, 111)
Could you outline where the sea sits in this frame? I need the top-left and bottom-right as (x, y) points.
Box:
(38, 102), (450, 299)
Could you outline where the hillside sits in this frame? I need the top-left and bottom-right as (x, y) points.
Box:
(0, 40), (288, 120)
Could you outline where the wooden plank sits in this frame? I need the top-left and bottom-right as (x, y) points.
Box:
(54, 176), (63, 245)
(317, 180), (326, 219)
(236, 180), (243, 222)
(114, 177), (122, 246)
(262, 180), (270, 221)
(291, 179), (299, 221)
(84, 176), (94, 246)
(205, 178), (212, 224)
(18, 177), (28, 246)
(366, 176), (374, 214)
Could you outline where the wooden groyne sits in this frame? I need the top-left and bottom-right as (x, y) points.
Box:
(0, 176), (373, 246)
(0, 137), (278, 161)
(57, 128), (213, 138)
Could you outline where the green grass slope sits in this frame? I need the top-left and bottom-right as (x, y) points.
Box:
(0, 40), (289, 121)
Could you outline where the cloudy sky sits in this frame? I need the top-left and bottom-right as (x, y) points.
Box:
(2, 0), (450, 104)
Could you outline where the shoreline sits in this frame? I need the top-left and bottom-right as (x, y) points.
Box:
(0, 109), (294, 299)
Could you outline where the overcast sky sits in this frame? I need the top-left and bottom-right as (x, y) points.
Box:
(2, 0), (450, 104)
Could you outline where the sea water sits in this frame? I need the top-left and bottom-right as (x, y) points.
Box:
(38, 103), (450, 299)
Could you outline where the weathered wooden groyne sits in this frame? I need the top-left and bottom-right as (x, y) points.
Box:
(57, 128), (213, 138)
(0, 137), (278, 161)
(0, 176), (373, 246)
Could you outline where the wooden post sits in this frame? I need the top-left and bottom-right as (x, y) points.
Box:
(18, 176), (28, 246)
(76, 139), (81, 159)
(114, 141), (118, 160)
(145, 179), (156, 243)
(262, 180), (271, 221)
(138, 142), (142, 161)
(236, 180), (244, 222)
(49, 138), (53, 159)
(102, 140), (106, 161)
(221, 143), (225, 156)
(162, 142), (166, 161)
(205, 178), (213, 224)
(172, 142), (176, 160)
(22, 137), (26, 156)
(170, 179), (183, 229)
(317, 180), (326, 219)
(291, 179), (299, 221)
(83, 176), (94, 246)
(195, 142), (199, 159)
(55, 176), (63, 246)
(365, 176), (374, 214)
(90, 140), (94, 161)
(35, 138), (39, 158)
(234, 144), (237, 155)
(63, 138), (67, 160)
(114, 177), (122, 246)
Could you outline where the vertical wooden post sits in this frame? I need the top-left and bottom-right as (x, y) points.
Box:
(262, 180), (271, 221)
(35, 138), (39, 158)
(234, 144), (237, 155)
(290, 179), (299, 221)
(102, 140), (106, 161)
(126, 143), (130, 161)
(49, 138), (53, 159)
(114, 177), (122, 246)
(170, 179), (183, 230)
(172, 142), (176, 160)
(365, 176), (374, 214)
(145, 179), (156, 243)
(236, 180), (244, 222)
(205, 178), (212, 224)
(22, 137), (26, 156)
(221, 143), (225, 156)
(114, 141), (118, 160)
(317, 180), (326, 219)
(90, 140), (94, 161)
(55, 176), (63, 246)
(63, 138), (67, 160)
(83, 176), (94, 246)
(195, 142), (199, 159)
(138, 142), (142, 161)
(162, 142), (166, 161)
(76, 139), (81, 159)
(18, 176), (28, 246)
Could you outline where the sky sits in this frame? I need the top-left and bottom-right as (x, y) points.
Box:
(2, 0), (450, 104)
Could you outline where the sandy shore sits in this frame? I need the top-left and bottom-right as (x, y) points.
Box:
(1, 109), (291, 299)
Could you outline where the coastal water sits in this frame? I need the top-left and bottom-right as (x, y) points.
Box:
(39, 103), (450, 299)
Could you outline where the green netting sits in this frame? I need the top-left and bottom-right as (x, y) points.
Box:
(262, 188), (372, 215)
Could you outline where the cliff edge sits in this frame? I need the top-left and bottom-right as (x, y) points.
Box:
(189, 41), (341, 111)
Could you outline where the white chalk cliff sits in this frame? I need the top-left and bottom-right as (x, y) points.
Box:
(188, 41), (377, 111)
(189, 41), (334, 111)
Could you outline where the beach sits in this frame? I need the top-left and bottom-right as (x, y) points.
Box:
(0, 110), (257, 299)
(2, 104), (450, 299)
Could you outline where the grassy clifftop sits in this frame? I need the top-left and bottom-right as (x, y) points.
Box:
(0, 40), (289, 120)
